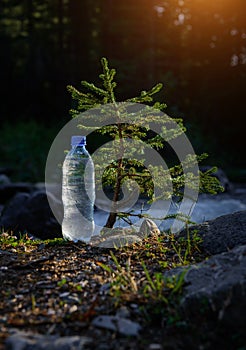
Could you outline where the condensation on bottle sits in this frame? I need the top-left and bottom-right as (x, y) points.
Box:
(62, 135), (95, 242)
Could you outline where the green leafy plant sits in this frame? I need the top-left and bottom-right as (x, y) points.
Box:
(67, 57), (223, 229)
(57, 278), (67, 288)
(97, 251), (138, 302)
(98, 251), (187, 306)
(170, 226), (203, 265)
(0, 231), (38, 249)
(141, 262), (168, 303)
(0, 231), (65, 251)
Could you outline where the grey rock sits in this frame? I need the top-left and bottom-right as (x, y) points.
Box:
(92, 315), (141, 336)
(90, 227), (141, 248)
(0, 190), (62, 239)
(91, 219), (160, 248)
(139, 218), (160, 238)
(148, 345), (162, 350)
(0, 174), (11, 185)
(96, 234), (142, 248)
(99, 226), (137, 237)
(5, 329), (92, 350)
(0, 183), (36, 204)
(0, 192), (30, 222)
(179, 210), (246, 255)
(165, 244), (246, 328)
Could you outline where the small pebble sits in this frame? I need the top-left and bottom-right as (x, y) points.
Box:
(69, 305), (78, 313)
(149, 344), (162, 350)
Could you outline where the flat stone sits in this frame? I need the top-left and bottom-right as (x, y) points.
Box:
(5, 330), (93, 350)
(96, 234), (142, 248)
(92, 315), (141, 336)
(91, 219), (160, 248)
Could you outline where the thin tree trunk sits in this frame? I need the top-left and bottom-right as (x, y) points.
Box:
(104, 158), (123, 228)
(104, 118), (124, 228)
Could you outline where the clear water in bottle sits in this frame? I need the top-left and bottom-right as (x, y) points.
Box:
(62, 136), (95, 242)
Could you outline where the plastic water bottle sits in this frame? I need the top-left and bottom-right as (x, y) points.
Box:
(62, 136), (95, 242)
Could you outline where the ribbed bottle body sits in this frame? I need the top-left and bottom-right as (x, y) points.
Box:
(62, 138), (95, 242)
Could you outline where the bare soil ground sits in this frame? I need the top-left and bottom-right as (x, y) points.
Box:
(0, 235), (244, 350)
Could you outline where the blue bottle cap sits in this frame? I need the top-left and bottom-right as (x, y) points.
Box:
(71, 136), (86, 146)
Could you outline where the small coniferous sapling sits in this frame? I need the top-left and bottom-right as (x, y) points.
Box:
(67, 58), (223, 229)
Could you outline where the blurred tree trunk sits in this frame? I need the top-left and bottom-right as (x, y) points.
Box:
(68, 0), (91, 81)
(57, 0), (64, 53)
(26, 0), (35, 93)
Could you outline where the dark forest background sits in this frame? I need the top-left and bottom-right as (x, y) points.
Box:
(0, 0), (245, 182)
